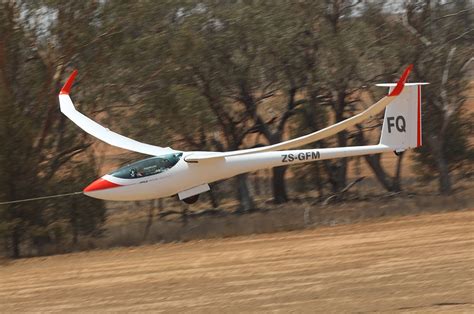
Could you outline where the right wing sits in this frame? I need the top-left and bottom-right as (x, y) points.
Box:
(59, 70), (178, 156)
(185, 64), (413, 162)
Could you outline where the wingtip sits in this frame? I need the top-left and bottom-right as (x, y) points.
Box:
(59, 70), (78, 95)
(388, 64), (413, 97)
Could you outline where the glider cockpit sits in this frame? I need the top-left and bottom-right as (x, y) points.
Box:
(110, 153), (183, 179)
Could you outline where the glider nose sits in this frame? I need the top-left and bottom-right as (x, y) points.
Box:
(84, 177), (121, 193)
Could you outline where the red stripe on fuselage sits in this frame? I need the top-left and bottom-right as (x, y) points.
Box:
(84, 178), (121, 192)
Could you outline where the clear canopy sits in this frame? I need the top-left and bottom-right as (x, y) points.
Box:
(110, 153), (183, 179)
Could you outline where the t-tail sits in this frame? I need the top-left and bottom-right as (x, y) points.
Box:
(377, 82), (429, 153)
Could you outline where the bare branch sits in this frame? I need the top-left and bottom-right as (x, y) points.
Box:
(440, 46), (456, 116)
(340, 0), (362, 14)
(433, 9), (471, 22)
(446, 28), (473, 45)
(402, 13), (432, 47)
(460, 57), (473, 73)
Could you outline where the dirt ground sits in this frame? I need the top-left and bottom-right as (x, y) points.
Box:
(1, 210), (473, 313)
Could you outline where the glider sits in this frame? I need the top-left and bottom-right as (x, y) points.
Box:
(59, 65), (426, 203)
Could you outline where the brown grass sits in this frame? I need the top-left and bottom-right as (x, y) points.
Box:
(1, 210), (473, 312)
(99, 183), (474, 248)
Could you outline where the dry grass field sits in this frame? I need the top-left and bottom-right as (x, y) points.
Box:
(1, 210), (473, 312)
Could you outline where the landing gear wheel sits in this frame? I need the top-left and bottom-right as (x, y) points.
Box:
(182, 194), (199, 204)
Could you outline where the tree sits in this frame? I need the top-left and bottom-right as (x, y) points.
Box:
(0, 0), (107, 257)
(401, 0), (473, 194)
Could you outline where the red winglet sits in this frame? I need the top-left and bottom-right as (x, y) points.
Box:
(388, 64), (413, 97)
(59, 70), (78, 95)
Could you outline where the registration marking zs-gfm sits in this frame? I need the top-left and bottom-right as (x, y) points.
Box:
(281, 151), (320, 163)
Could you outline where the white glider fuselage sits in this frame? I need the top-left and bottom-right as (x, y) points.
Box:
(84, 145), (392, 201)
(59, 64), (425, 202)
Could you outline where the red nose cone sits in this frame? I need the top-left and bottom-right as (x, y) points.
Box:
(84, 178), (121, 192)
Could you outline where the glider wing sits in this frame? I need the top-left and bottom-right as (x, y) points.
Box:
(59, 70), (178, 156)
(185, 64), (413, 162)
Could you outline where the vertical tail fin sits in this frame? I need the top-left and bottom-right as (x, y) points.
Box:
(377, 83), (428, 152)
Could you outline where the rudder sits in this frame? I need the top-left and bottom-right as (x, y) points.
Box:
(377, 83), (427, 152)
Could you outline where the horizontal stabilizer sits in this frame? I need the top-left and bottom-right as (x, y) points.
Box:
(376, 83), (429, 87)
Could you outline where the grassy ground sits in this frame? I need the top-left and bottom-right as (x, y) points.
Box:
(1, 210), (473, 312)
(99, 180), (473, 249)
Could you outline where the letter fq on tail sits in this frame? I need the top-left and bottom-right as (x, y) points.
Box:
(377, 82), (429, 153)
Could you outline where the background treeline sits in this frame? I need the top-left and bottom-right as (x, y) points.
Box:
(0, 0), (472, 258)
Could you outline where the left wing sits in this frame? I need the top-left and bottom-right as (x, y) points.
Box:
(185, 64), (413, 162)
(59, 70), (178, 156)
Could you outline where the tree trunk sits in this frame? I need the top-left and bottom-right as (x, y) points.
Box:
(364, 154), (400, 192)
(314, 162), (324, 201)
(253, 173), (261, 196)
(268, 132), (289, 203)
(272, 166), (288, 204)
(437, 153), (452, 194)
(428, 136), (452, 195)
(392, 151), (405, 192)
(11, 226), (20, 258)
(323, 129), (349, 193)
(70, 200), (79, 246)
(331, 95), (349, 193)
(236, 174), (254, 212)
(356, 128), (401, 192)
(325, 159), (347, 193)
(208, 186), (220, 208)
(143, 200), (157, 241)
(336, 158), (348, 192)
(181, 203), (188, 226)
